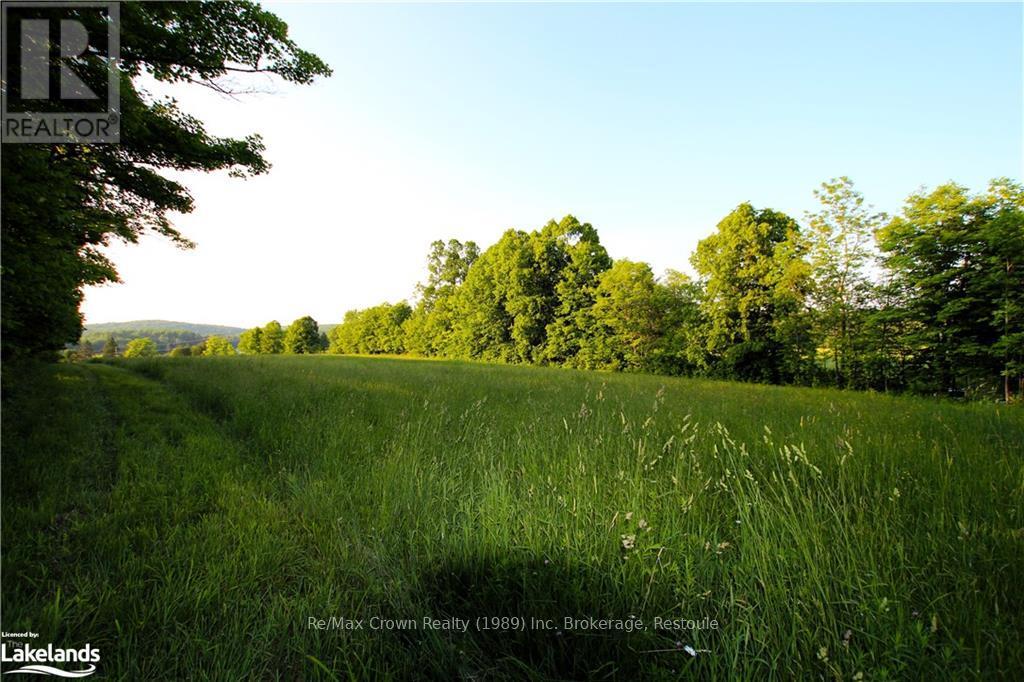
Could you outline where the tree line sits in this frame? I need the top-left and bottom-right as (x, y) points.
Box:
(322, 178), (1023, 400)
(71, 316), (328, 361)
(78, 329), (226, 355)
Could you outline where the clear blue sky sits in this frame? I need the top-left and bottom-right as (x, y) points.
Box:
(83, 2), (1022, 327)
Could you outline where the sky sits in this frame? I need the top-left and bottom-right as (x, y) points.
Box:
(82, 1), (1023, 328)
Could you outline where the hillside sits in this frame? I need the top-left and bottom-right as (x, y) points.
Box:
(3, 356), (1021, 678)
(83, 320), (246, 337)
(79, 320), (247, 353)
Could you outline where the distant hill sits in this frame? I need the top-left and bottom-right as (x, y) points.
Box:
(84, 320), (246, 337)
(79, 320), (246, 354)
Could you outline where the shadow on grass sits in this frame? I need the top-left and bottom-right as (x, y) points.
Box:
(403, 555), (703, 680)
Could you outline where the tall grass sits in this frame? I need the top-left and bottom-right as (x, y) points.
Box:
(3, 356), (1022, 679)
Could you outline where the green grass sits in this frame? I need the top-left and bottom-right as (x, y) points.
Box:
(2, 356), (1022, 679)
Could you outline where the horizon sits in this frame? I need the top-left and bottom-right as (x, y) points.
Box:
(81, 2), (1022, 328)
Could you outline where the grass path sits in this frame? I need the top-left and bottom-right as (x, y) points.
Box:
(2, 357), (1022, 679)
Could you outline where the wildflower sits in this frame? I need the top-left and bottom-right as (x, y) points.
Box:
(621, 534), (636, 550)
(842, 629), (852, 647)
(638, 518), (650, 531)
(853, 673), (864, 681)
(625, 511), (634, 521)
(683, 645), (697, 657)
(817, 646), (829, 662)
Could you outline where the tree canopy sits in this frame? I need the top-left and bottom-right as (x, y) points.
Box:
(123, 338), (158, 358)
(2, 1), (330, 358)
(283, 317), (321, 354)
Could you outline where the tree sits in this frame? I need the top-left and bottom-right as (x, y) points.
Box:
(405, 239), (480, 356)
(284, 316), (320, 354)
(1, 2), (330, 358)
(540, 217), (612, 365)
(692, 203), (812, 383)
(329, 303), (411, 354)
(576, 260), (663, 371)
(653, 270), (706, 375)
(102, 335), (118, 358)
(124, 338), (158, 358)
(449, 216), (606, 363)
(981, 180), (1024, 401)
(416, 239), (480, 311)
(805, 178), (884, 388)
(876, 179), (1024, 398)
(74, 341), (95, 362)
(238, 327), (264, 354)
(260, 321), (284, 354)
(203, 336), (236, 356)
(169, 346), (192, 357)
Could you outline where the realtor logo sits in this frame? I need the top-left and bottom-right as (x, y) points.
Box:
(1, 1), (119, 143)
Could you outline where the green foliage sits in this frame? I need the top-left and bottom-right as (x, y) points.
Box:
(575, 260), (662, 371)
(1, 3), (329, 357)
(237, 327), (263, 354)
(283, 316), (320, 354)
(404, 239), (481, 356)
(260, 321), (284, 354)
(79, 327), (236, 354)
(327, 187), (1019, 400)
(876, 179), (1024, 398)
(123, 338), (158, 358)
(85, 320), (245, 337)
(102, 335), (118, 358)
(805, 178), (884, 388)
(202, 336), (236, 356)
(692, 203), (812, 383)
(447, 216), (611, 363)
(329, 302), (411, 354)
(73, 341), (94, 363)
(416, 239), (480, 310)
(168, 346), (191, 358)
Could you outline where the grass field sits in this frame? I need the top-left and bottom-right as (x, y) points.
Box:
(2, 356), (1022, 679)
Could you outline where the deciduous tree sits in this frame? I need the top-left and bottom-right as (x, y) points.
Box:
(284, 316), (320, 354)
(692, 203), (812, 383)
(203, 336), (236, 356)
(260, 321), (284, 354)
(124, 338), (157, 358)
(1, 2), (330, 357)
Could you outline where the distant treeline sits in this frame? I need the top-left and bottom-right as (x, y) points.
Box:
(78, 329), (236, 354)
(72, 317), (328, 360)
(312, 178), (1022, 400)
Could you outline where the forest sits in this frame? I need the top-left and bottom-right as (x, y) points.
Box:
(241, 178), (1021, 400)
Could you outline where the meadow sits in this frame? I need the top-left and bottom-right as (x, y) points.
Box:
(2, 356), (1022, 679)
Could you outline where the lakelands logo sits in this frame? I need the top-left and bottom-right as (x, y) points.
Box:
(1, 641), (99, 677)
